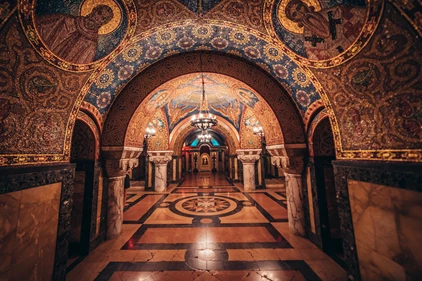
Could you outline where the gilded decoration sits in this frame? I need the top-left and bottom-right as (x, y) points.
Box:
(206, 0), (266, 33)
(0, 1), (16, 29)
(102, 52), (306, 150)
(146, 109), (169, 151)
(311, 117), (335, 157)
(83, 22), (321, 117)
(125, 72), (284, 148)
(175, 0), (223, 15)
(74, 111), (101, 160)
(390, 0), (422, 35)
(134, 1), (194, 34)
(0, 18), (90, 166)
(313, 3), (422, 161)
(264, 0), (384, 67)
(18, 0), (137, 71)
(240, 108), (261, 149)
(71, 119), (96, 160)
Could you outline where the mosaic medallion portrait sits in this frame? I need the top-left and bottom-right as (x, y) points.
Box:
(19, 0), (136, 71)
(265, 0), (383, 66)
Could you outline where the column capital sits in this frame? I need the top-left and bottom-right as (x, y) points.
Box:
(148, 150), (173, 165)
(266, 144), (306, 174)
(102, 146), (143, 177)
(236, 149), (261, 164)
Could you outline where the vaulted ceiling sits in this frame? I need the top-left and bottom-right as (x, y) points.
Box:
(0, 0), (420, 166)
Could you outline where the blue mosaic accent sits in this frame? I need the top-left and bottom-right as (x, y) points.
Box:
(176, 0), (223, 14)
(84, 24), (321, 117)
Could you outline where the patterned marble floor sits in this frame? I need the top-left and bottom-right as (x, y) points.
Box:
(67, 172), (347, 281)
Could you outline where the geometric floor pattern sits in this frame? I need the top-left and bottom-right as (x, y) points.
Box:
(67, 172), (347, 281)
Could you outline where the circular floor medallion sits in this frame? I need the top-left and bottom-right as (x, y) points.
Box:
(171, 195), (241, 217)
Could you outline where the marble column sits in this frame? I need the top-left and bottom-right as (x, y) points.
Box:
(102, 146), (143, 240)
(267, 144), (307, 237)
(237, 149), (261, 191)
(106, 176), (124, 240)
(148, 151), (173, 192)
(285, 173), (305, 236)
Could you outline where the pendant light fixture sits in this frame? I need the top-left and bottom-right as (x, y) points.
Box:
(190, 53), (218, 131)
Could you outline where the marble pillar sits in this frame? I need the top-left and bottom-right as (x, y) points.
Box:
(106, 176), (124, 240)
(102, 146), (143, 240)
(237, 149), (261, 191)
(148, 151), (173, 192)
(285, 173), (306, 236)
(267, 144), (307, 237)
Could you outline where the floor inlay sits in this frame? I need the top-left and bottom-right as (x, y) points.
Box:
(67, 173), (347, 281)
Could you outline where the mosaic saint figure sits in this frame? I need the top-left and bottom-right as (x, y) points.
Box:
(285, 0), (366, 60)
(36, 5), (114, 64)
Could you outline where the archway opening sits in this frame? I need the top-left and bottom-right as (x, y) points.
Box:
(69, 119), (96, 265)
(312, 117), (344, 264)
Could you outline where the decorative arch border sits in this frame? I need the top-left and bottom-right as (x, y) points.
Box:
(82, 20), (322, 117)
(80, 101), (103, 133)
(99, 52), (307, 150)
(75, 111), (101, 160)
(303, 100), (325, 132)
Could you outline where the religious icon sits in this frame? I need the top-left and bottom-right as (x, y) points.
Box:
(274, 0), (367, 60)
(202, 156), (209, 165)
(35, 0), (126, 64)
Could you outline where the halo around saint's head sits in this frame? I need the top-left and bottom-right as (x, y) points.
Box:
(80, 0), (122, 35)
(277, 0), (321, 34)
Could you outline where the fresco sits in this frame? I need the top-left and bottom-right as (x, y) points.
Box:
(265, 0), (383, 64)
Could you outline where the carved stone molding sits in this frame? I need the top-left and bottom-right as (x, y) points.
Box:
(266, 144), (306, 174)
(148, 150), (173, 165)
(102, 146), (143, 177)
(236, 149), (261, 164)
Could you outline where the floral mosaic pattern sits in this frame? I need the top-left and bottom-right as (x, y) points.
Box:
(84, 22), (321, 117)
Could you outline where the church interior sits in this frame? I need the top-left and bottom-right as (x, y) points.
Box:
(0, 0), (421, 280)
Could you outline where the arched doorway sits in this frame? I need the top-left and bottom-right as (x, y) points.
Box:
(69, 119), (97, 264)
(312, 117), (344, 263)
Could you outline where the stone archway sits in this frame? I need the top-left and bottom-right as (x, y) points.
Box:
(101, 52), (305, 149)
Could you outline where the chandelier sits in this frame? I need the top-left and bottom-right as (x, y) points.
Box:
(198, 132), (212, 142)
(145, 126), (156, 139)
(190, 53), (218, 131)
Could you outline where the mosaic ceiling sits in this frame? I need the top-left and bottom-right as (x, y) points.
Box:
(0, 0), (421, 165)
(124, 72), (282, 150)
(146, 73), (263, 132)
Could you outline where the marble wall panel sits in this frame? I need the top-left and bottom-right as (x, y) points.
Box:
(0, 182), (61, 281)
(0, 164), (75, 281)
(348, 180), (422, 281)
(333, 160), (422, 281)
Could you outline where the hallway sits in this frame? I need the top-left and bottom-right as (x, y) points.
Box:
(66, 173), (346, 281)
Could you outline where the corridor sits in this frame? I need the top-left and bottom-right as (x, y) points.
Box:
(66, 173), (346, 281)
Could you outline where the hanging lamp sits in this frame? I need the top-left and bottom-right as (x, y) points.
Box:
(190, 53), (218, 131)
